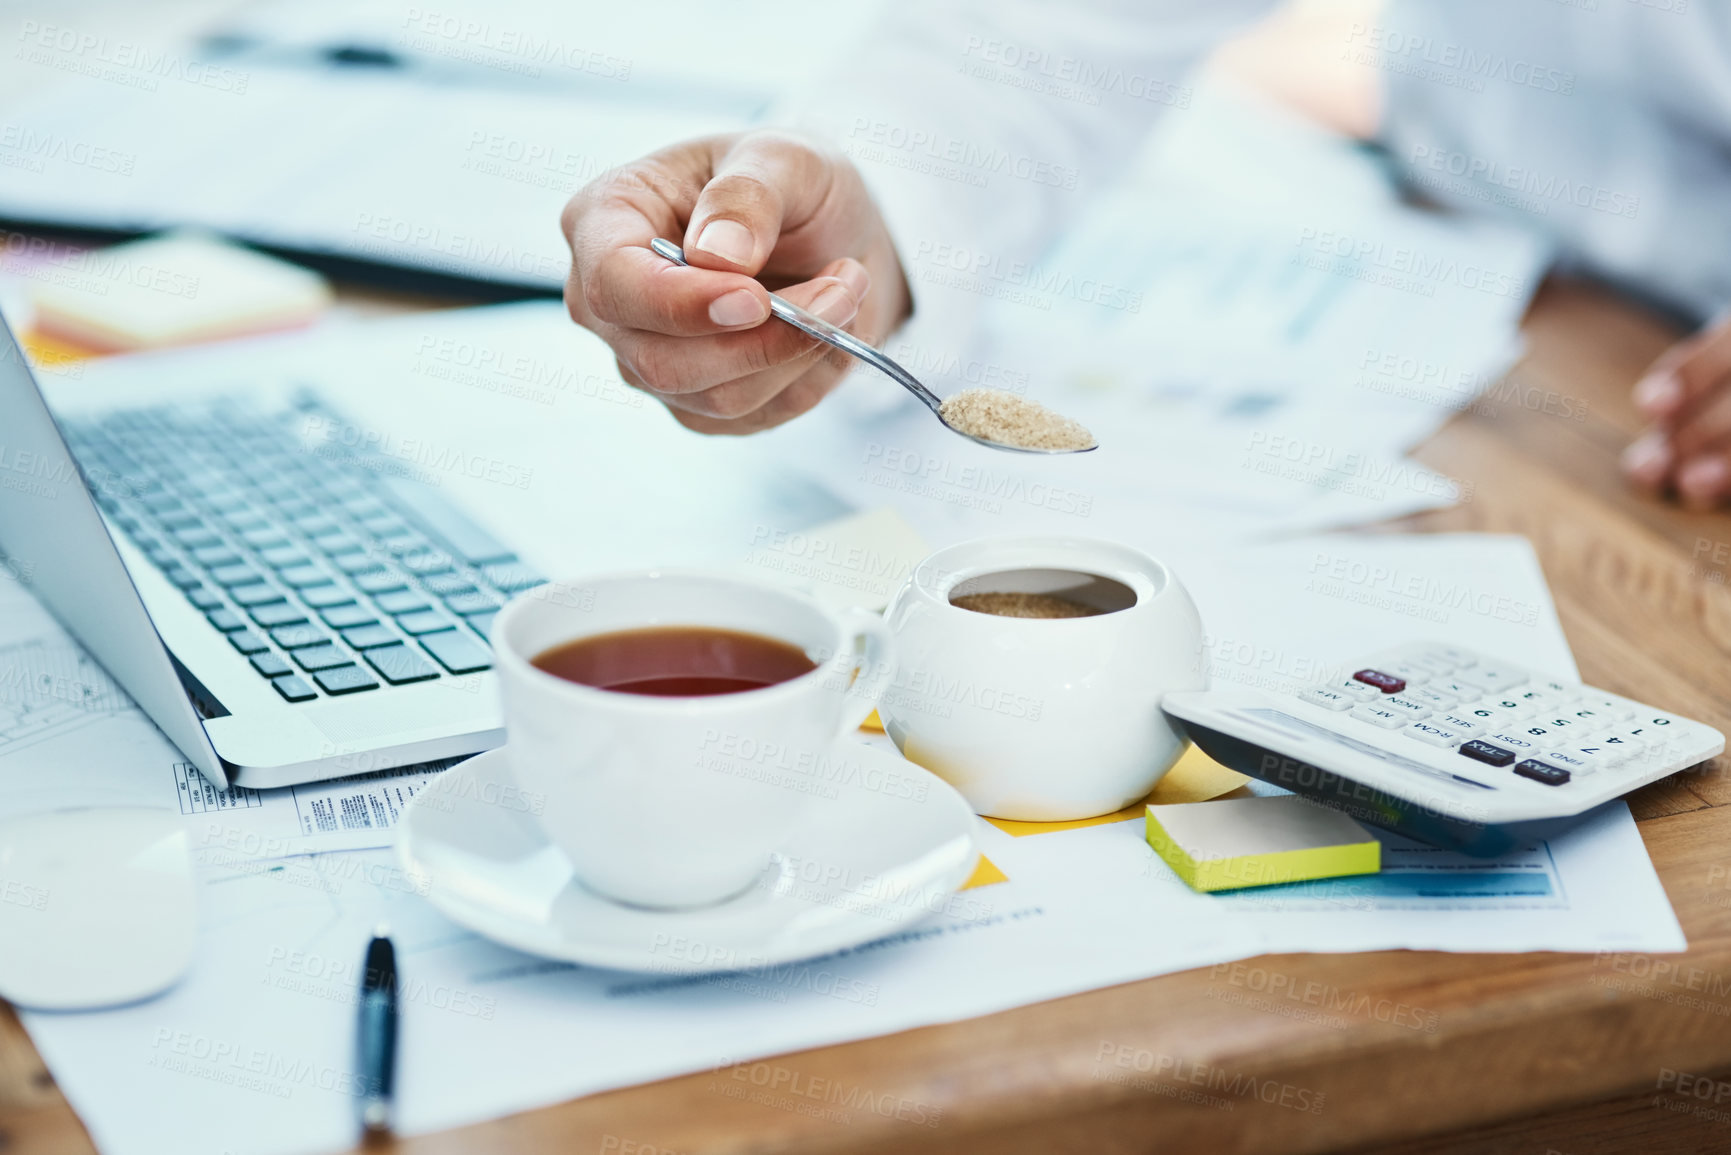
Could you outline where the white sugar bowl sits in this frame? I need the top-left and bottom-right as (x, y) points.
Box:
(880, 537), (1206, 821)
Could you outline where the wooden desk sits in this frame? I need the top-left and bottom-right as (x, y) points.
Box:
(5, 278), (1730, 1155)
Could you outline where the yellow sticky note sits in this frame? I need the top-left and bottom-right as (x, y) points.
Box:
(1146, 795), (1380, 893)
(961, 855), (1007, 890)
(983, 745), (1250, 837)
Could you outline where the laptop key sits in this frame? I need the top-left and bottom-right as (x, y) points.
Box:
(314, 666), (380, 695)
(364, 644), (441, 685)
(210, 563), (263, 587)
(273, 675), (318, 702)
(310, 529), (362, 555)
(422, 574), (475, 597)
(401, 548), (454, 576)
(186, 586), (224, 611)
(354, 570), (407, 596)
(420, 629), (492, 674)
(342, 624), (401, 650)
(229, 582), (285, 607)
(162, 565), (203, 590)
(270, 624), (330, 650)
(463, 610), (497, 640)
(239, 526), (288, 549)
(396, 610), (455, 636)
(228, 630), (270, 655)
(299, 584), (355, 609)
(293, 644), (354, 672)
(374, 590), (427, 615)
(332, 551), (384, 575)
(172, 526), (222, 549)
(249, 601), (308, 629)
(481, 560), (544, 593)
(250, 652), (293, 678)
(259, 545), (309, 569)
(277, 563), (331, 588)
(206, 608), (247, 632)
(377, 475), (516, 564)
(444, 590), (501, 616)
(320, 604), (377, 629)
(189, 545), (240, 568)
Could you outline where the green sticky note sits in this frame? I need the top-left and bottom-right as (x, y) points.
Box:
(1146, 795), (1381, 893)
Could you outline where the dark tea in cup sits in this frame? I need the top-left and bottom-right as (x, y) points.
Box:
(531, 626), (817, 697)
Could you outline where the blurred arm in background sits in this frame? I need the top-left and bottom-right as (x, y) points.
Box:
(1221, 0), (1731, 509)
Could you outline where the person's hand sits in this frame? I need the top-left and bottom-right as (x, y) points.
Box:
(561, 130), (910, 434)
(1621, 311), (1731, 508)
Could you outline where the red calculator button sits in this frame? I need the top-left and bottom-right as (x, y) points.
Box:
(1353, 669), (1406, 694)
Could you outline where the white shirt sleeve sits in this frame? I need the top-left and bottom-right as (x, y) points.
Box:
(772, 0), (1279, 374)
(1374, 0), (1731, 322)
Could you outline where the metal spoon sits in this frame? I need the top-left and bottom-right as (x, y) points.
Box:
(648, 237), (1094, 454)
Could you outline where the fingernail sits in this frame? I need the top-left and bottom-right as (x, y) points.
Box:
(1678, 457), (1730, 506)
(835, 260), (871, 302)
(810, 284), (858, 325)
(1620, 432), (1672, 485)
(1633, 371), (1682, 415)
(694, 219), (755, 266)
(709, 288), (766, 327)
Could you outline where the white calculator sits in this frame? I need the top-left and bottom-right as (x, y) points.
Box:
(1162, 642), (1725, 856)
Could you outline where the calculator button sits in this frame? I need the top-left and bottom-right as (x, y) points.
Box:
(1437, 713), (1486, 736)
(1383, 695), (1433, 719)
(1573, 696), (1635, 721)
(1376, 662), (1436, 684)
(1404, 720), (1465, 746)
(1299, 687), (1356, 711)
(1460, 740), (1517, 767)
(1509, 687), (1565, 712)
(1593, 731), (1641, 753)
(1429, 680), (1481, 703)
(1407, 688), (1456, 710)
(1329, 678), (1380, 702)
(1455, 665), (1525, 693)
(1530, 715), (1583, 737)
(1557, 739), (1618, 767)
(1487, 731), (1541, 754)
(1558, 702), (1618, 727)
(1353, 669), (1406, 694)
(1539, 749), (1595, 776)
(1351, 703), (1407, 728)
(1514, 759), (1571, 786)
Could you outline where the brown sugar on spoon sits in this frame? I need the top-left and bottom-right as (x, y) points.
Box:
(938, 388), (1097, 452)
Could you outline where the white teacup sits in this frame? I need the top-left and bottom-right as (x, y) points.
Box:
(491, 571), (893, 909)
(881, 537), (1206, 821)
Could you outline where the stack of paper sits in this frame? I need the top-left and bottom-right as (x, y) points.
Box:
(2, 532), (1681, 1155)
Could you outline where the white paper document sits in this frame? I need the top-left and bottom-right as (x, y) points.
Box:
(0, 576), (449, 856)
(16, 533), (1685, 1155)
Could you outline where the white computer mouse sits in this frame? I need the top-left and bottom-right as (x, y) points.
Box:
(0, 808), (196, 1010)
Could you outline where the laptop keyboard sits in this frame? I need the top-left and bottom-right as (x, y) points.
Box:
(61, 393), (545, 702)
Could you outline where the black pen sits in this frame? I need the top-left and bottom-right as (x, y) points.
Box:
(355, 924), (398, 1136)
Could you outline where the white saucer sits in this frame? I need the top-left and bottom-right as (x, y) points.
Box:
(395, 741), (980, 974)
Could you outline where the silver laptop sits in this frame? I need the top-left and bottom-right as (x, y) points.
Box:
(0, 314), (530, 789)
